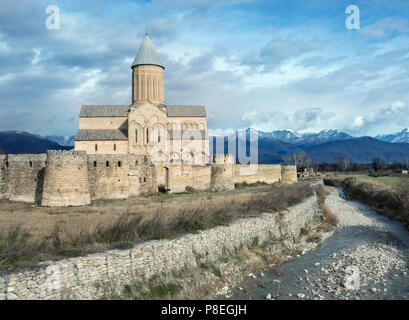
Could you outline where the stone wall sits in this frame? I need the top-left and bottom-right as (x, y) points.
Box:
(41, 151), (91, 207)
(157, 164), (211, 193)
(3, 154), (47, 203)
(0, 152), (296, 206)
(233, 164), (282, 184)
(0, 155), (6, 199)
(211, 154), (235, 191)
(0, 194), (317, 300)
(87, 154), (156, 199)
(281, 165), (297, 183)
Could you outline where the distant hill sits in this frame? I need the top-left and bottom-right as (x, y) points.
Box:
(39, 135), (76, 147)
(304, 137), (409, 163)
(2, 128), (409, 163)
(260, 129), (353, 146)
(212, 130), (409, 164)
(0, 131), (72, 154)
(375, 128), (409, 143)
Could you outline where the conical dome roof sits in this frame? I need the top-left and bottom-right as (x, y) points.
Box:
(131, 33), (164, 69)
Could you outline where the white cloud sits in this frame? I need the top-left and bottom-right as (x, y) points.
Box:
(360, 17), (409, 39)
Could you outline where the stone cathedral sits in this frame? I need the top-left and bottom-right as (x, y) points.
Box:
(0, 34), (296, 208)
(74, 33), (209, 165)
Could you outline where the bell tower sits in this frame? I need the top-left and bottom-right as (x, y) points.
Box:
(131, 33), (165, 105)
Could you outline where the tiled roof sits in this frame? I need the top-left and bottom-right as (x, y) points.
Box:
(166, 105), (206, 117)
(79, 105), (130, 117)
(79, 105), (206, 118)
(75, 129), (128, 141)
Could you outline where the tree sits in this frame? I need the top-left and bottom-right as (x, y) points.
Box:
(372, 157), (385, 172)
(282, 151), (312, 171)
(281, 154), (293, 165)
(337, 156), (352, 172)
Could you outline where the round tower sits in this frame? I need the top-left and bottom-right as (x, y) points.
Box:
(132, 33), (165, 105)
(41, 150), (91, 207)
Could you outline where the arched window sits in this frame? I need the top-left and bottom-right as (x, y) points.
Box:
(29, 161), (33, 168)
(94, 161), (97, 167)
(106, 161), (110, 167)
(114, 144), (116, 151)
(135, 129), (138, 143)
(95, 144), (98, 151)
(146, 128), (149, 143)
(118, 161), (121, 168)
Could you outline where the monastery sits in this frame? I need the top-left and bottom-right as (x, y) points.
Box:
(0, 34), (297, 207)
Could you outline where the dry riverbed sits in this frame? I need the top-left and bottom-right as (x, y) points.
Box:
(220, 187), (409, 300)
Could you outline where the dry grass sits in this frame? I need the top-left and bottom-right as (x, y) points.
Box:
(0, 182), (313, 270)
(315, 184), (338, 231)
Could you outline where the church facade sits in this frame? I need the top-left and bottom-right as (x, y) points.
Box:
(74, 34), (209, 166)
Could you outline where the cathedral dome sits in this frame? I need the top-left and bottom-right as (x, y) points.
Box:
(131, 33), (164, 69)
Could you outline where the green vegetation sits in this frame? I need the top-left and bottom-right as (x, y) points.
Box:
(199, 262), (222, 277)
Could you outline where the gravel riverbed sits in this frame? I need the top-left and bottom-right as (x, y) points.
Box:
(223, 187), (409, 300)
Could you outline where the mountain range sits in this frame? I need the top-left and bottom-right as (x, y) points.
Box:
(0, 131), (72, 154)
(1, 129), (409, 164)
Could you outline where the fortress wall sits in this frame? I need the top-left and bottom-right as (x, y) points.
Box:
(41, 151), (91, 207)
(281, 165), (297, 183)
(0, 195), (317, 300)
(74, 140), (128, 155)
(0, 155), (6, 199)
(161, 164), (211, 193)
(233, 164), (282, 185)
(87, 154), (157, 200)
(6, 154), (47, 203)
(211, 154), (235, 191)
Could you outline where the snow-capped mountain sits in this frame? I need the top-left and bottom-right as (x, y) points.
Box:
(375, 128), (409, 143)
(224, 128), (353, 146)
(39, 135), (76, 147)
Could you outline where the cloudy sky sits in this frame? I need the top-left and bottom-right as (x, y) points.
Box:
(1, 0), (409, 137)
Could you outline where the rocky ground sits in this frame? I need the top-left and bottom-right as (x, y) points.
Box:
(222, 187), (409, 300)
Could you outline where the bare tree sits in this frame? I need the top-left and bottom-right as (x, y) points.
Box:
(372, 157), (385, 172)
(337, 156), (352, 172)
(281, 154), (293, 165)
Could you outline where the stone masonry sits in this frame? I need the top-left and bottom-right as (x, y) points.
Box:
(0, 194), (316, 300)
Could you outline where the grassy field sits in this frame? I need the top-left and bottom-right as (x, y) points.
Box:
(0, 182), (313, 271)
(331, 174), (403, 189)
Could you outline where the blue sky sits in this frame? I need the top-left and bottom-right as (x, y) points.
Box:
(0, 0), (409, 137)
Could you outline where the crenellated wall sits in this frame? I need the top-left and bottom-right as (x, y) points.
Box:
(3, 154), (47, 203)
(211, 154), (235, 191)
(87, 154), (156, 199)
(0, 152), (296, 206)
(41, 151), (91, 207)
(233, 164), (282, 184)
